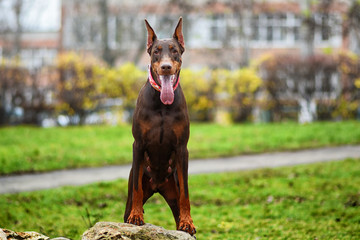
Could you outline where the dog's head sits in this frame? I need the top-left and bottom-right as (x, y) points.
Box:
(145, 17), (185, 105)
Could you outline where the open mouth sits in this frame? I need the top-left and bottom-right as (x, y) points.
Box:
(159, 74), (176, 105)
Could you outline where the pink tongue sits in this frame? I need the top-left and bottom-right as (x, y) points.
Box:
(160, 75), (175, 105)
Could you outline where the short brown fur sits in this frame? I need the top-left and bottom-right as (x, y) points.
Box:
(124, 17), (196, 235)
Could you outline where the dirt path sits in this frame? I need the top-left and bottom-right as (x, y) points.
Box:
(0, 145), (359, 194)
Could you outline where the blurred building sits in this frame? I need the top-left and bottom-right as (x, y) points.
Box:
(0, 0), (60, 70)
(0, 0), (359, 125)
(60, 0), (355, 69)
(0, 0), (357, 70)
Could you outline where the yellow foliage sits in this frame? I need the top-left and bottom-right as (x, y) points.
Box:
(230, 68), (262, 94)
(340, 63), (351, 74)
(56, 52), (104, 115)
(333, 96), (359, 119)
(214, 109), (232, 125)
(211, 68), (231, 94)
(339, 50), (358, 63)
(355, 78), (360, 89)
(117, 63), (146, 106)
(252, 53), (275, 69)
(1, 57), (23, 67)
(180, 66), (262, 121)
(99, 62), (146, 108)
(64, 81), (73, 90)
(55, 52), (264, 122)
(57, 52), (103, 69)
(52, 50), (360, 123)
(180, 68), (215, 120)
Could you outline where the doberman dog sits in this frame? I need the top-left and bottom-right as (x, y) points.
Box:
(124, 17), (196, 235)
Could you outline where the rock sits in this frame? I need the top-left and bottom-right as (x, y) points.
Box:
(82, 222), (196, 240)
(0, 223), (191, 240)
(0, 228), (49, 240)
(0, 229), (6, 240)
(0, 228), (70, 240)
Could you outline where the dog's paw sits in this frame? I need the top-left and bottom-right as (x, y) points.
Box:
(126, 211), (145, 226)
(178, 218), (196, 235)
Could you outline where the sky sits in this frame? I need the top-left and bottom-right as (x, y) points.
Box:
(0, 0), (60, 32)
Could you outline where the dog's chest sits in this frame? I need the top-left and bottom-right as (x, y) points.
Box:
(143, 109), (182, 146)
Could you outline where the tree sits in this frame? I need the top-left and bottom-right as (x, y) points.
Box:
(258, 53), (341, 122)
(0, 63), (28, 125)
(0, 0), (23, 58)
(226, 68), (262, 122)
(181, 68), (217, 121)
(230, 0), (254, 67)
(99, 0), (115, 66)
(334, 51), (360, 119)
(345, 0), (360, 54)
(22, 67), (57, 125)
(98, 62), (145, 115)
(13, 0), (22, 56)
(56, 52), (104, 125)
(300, 0), (339, 57)
(300, 0), (316, 57)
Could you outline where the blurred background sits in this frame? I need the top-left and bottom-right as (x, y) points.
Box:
(0, 0), (359, 127)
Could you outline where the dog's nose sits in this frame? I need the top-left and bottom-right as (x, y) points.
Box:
(161, 63), (172, 71)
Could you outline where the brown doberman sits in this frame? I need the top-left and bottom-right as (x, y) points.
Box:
(124, 17), (196, 235)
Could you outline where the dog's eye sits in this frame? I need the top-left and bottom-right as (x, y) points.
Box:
(154, 49), (160, 55)
(172, 49), (178, 54)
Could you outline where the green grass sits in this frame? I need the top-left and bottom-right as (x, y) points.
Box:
(1, 159), (359, 239)
(188, 121), (360, 158)
(1, 121), (360, 175)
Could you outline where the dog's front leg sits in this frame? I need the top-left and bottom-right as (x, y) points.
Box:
(126, 142), (145, 225)
(176, 147), (196, 235)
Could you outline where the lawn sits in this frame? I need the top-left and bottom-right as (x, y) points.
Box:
(1, 121), (360, 175)
(1, 159), (359, 239)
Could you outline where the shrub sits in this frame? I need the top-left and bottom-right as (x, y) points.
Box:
(98, 62), (146, 112)
(7, 50), (359, 125)
(335, 51), (360, 119)
(225, 68), (262, 122)
(258, 53), (341, 122)
(56, 52), (104, 125)
(181, 68), (217, 121)
(0, 59), (55, 125)
(0, 61), (28, 125)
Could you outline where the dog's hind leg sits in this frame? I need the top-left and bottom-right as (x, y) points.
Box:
(124, 163), (154, 224)
(175, 148), (196, 235)
(124, 168), (134, 222)
(126, 143), (146, 225)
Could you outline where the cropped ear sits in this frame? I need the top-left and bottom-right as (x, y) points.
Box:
(145, 19), (157, 55)
(173, 17), (185, 53)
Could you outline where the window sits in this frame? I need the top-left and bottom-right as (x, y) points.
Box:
(251, 13), (302, 46)
(210, 14), (226, 42)
(294, 26), (300, 41)
(278, 14), (287, 41)
(267, 26), (273, 41)
(73, 16), (100, 45)
(320, 15), (331, 41)
(313, 13), (342, 46)
(251, 17), (259, 40)
(114, 16), (142, 49)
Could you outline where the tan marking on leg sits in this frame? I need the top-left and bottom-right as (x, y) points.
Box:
(127, 163), (145, 225)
